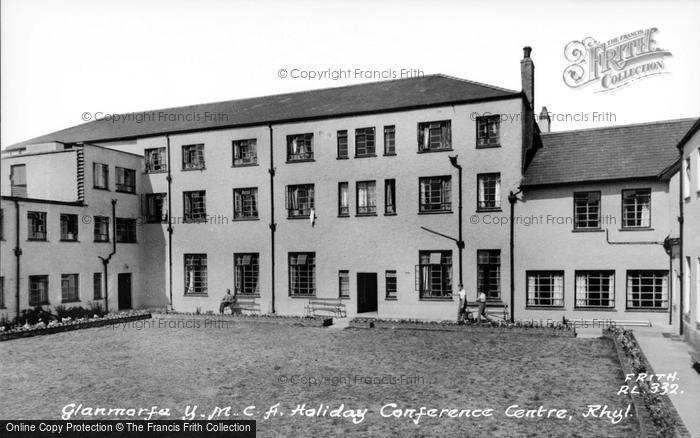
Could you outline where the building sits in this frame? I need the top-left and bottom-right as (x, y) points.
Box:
(1, 47), (698, 332)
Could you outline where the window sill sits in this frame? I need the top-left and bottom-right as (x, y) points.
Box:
(625, 308), (668, 313)
(94, 240), (110, 243)
(232, 217), (260, 222)
(184, 293), (209, 297)
(182, 167), (206, 171)
(116, 241), (138, 244)
(573, 307), (617, 311)
(116, 189), (137, 195)
(385, 297), (397, 301)
(60, 239), (80, 242)
(525, 306), (565, 310)
(287, 215), (313, 220)
(289, 294), (316, 299)
(419, 297), (454, 302)
(338, 214), (350, 218)
(62, 299), (81, 304)
(183, 219), (208, 224)
(144, 169), (168, 174)
(286, 159), (315, 164)
(27, 238), (48, 242)
(237, 293), (261, 298)
(619, 227), (654, 232)
(476, 144), (501, 149)
(417, 148), (454, 154)
(145, 221), (168, 224)
(476, 208), (502, 213)
(29, 302), (50, 306)
(339, 296), (351, 300)
(356, 213), (378, 217)
(383, 153), (397, 157)
(232, 163), (259, 168)
(418, 210), (453, 215)
(571, 228), (604, 233)
(336, 156), (350, 160)
(354, 154), (377, 159)
(384, 212), (397, 216)
(93, 187), (110, 191)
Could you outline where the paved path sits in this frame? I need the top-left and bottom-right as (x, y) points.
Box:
(633, 325), (700, 438)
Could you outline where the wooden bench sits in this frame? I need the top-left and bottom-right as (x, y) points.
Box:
(464, 301), (509, 321)
(305, 297), (347, 318)
(224, 296), (261, 315)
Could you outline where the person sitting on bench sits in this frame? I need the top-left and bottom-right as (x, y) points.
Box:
(219, 289), (237, 314)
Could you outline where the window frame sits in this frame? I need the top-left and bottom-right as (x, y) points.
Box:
(93, 163), (109, 190)
(338, 270), (350, 299)
(233, 187), (259, 220)
(61, 273), (80, 303)
(286, 133), (314, 162)
(385, 270), (397, 300)
(476, 173), (502, 212)
(416, 250), (453, 299)
(286, 184), (315, 218)
(183, 190), (207, 223)
(573, 191), (602, 230)
(94, 216), (110, 242)
(184, 253), (208, 295)
(626, 270), (668, 310)
(418, 176), (452, 213)
(182, 144), (205, 170)
(337, 130), (349, 159)
(27, 211), (47, 241)
(115, 217), (137, 243)
(526, 271), (565, 308)
(356, 180), (377, 216)
(29, 275), (49, 306)
(355, 127), (376, 157)
(232, 139), (258, 166)
(288, 252), (316, 297)
(93, 272), (103, 300)
(417, 120), (452, 152)
(115, 166), (136, 193)
(383, 125), (396, 156)
(144, 147), (168, 173)
(385, 179), (396, 215)
(10, 164), (27, 197)
(574, 270), (615, 308)
(338, 182), (349, 217)
(145, 193), (168, 223)
(234, 253), (260, 296)
(621, 188), (652, 229)
(476, 115), (501, 148)
(60, 213), (79, 241)
(477, 249), (501, 301)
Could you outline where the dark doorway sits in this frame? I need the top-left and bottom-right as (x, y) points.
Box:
(357, 272), (377, 313)
(118, 273), (132, 310)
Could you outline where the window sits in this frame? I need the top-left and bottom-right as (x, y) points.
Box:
(116, 218), (137, 243)
(182, 144), (205, 169)
(183, 191), (207, 222)
(233, 188), (259, 219)
(477, 173), (501, 211)
(233, 139), (257, 166)
(184, 254), (208, 295)
(61, 274), (79, 303)
(10, 164), (27, 197)
(355, 127), (376, 157)
(93, 273), (102, 300)
(289, 252), (316, 296)
(287, 133), (314, 161)
(146, 193), (168, 223)
(683, 157), (691, 198)
(356, 181), (377, 215)
(234, 253), (260, 295)
(526, 271), (564, 307)
(115, 167), (136, 193)
(60, 214), (79, 241)
(574, 192), (601, 229)
(626, 270), (668, 309)
(29, 275), (49, 306)
(0, 209), (3, 240)
(27, 211), (47, 240)
(145, 148), (167, 172)
(476, 115), (500, 147)
(386, 270), (397, 300)
(0, 276), (4, 308)
(416, 251), (453, 298)
(93, 163), (109, 189)
(419, 176), (452, 212)
(477, 250), (501, 300)
(384, 125), (396, 155)
(94, 216), (110, 242)
(339, 270), (349, 298)
(575, 271), (615, 308)
(338, 182), (349, 217)
(385, 179), (396, 214)
(622, 189), (651, 228)
(418, 120), (451, 151)
(286, 184), (314, 218)
(337, 130), (348, 159)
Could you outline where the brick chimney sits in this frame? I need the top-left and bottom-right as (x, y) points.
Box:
(538, 106), (551, 133)
(520, 46), (534, 110)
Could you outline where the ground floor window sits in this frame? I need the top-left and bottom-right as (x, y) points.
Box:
(575, 271), (614, 308)
(526, 271), (564, 307)
(184, 254), (208, 295)
(339, 270), (349, 298)
(93, 273), (103, 300)
(477, 249), (500, 300)
(626, 270), (668, 309)
(416, 251), (452, 298)
(29, 275), (49, 306)
(289, 252), (315, 296)
(116, 218), (137, 243)
(385, 270), (397, 300)
(61, 274), (79, 302)
(234, 253), (259, 294)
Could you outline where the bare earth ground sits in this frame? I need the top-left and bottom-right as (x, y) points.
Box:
(0, 318), (639, 437)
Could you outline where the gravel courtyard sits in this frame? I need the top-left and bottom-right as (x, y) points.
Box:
(0, 316), (639, 437)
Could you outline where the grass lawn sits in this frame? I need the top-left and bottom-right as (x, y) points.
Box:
(0, 316), (639, 437)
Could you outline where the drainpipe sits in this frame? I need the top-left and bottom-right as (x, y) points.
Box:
(448, 156), (464, 287)
(268, 125), (276, 313)
(508, 190), (521, 323)
(98, 199), (117, 313)
(13, 200), (21, 318)
(679, 160), (685, 336)
(166, 135), (173, 309)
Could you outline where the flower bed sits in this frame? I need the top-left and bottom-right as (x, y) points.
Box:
(349, 317), (576, 336)
(604, 326), (689, 437)
(0, 311), (152, 342)
(153, 311), (332, 327)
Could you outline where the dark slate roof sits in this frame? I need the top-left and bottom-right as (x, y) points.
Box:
(5, 74), (519, 150)
(522, 118), (699, 186)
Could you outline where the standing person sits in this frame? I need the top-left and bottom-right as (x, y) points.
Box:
(219, 289), (237, 314)
(476, 287), (490, 323)
(457, 284), (467, 324)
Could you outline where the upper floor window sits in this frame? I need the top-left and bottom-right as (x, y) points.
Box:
(419, 176), (452, 213)
(93, 163), (109, 190)
(683, 157), (691, 198)
(356, 181), (377, 215)
(337, 130), (348, 159)
(574, 191), (601, 229)
(183, 190), (207, 222)
(385, 179), (396, 215)
(289, 252), (316, 296)
(234, 253), (260, 295)
(476, 115), (500, 147)
(60, 214), (78, 241)
(355, 127), (376, 157)
(416, 250), (453, 298)
(10, 164), (27, 197)
(286, 184), (314, 218)
(94, 216), (110, 242)
(287, 133), (314, 162)
(116, 167), (136, 193)
(184, 254), (208, 295)
(622, 188), (651, 228)
(384, 126), (396, 155)
(233, 139), (257, 166)
(418, 120), (451, 152)
(338, 182), (349, 217)
(145, 148), (167, 173)
(182, 144), (205, 170)
(233, 188), (259, 219)
(27, 211), (47, 241)
(116, 218), (137, 243)
(477, 173), (501, 211)
(526, 271), (564, 307)
(146, 193), (168, 223)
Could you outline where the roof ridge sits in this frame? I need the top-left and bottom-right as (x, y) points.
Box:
(541, 117), (698, 136)
(432, 73), (520, 95)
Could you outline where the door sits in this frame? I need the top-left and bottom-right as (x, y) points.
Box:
(118, 273), (132, 310)
(357, 272), (377, 313)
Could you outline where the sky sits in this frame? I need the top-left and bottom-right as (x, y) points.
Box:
(2, 0), (699, 148)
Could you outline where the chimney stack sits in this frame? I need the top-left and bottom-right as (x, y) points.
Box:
(538, 106), (551, 133)
(520, 46), (534, 111)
